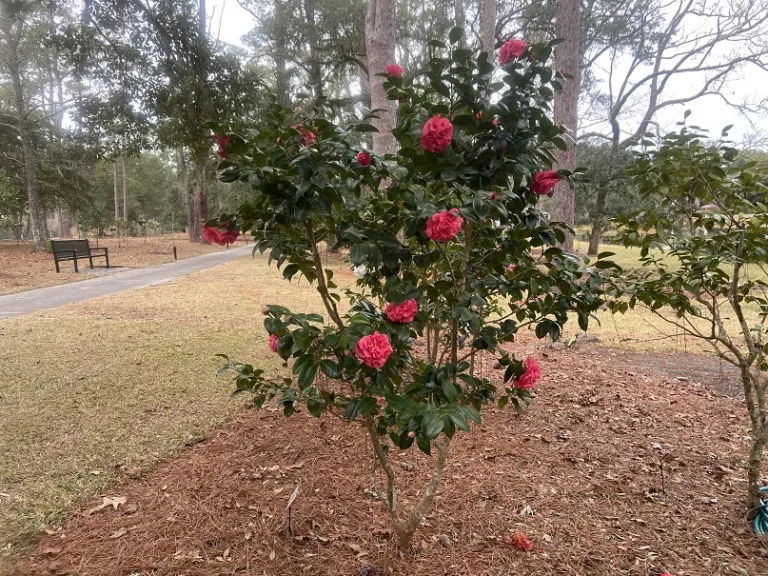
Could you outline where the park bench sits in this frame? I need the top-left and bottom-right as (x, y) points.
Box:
(51, 239), (110, 273)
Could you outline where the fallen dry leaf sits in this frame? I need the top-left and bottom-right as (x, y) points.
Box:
(85, 496), (126, 516)
(108, 527), (127, 539)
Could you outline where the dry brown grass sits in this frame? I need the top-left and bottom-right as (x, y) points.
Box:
(0, 253), (348, 563)
(0, 235), (235, 296)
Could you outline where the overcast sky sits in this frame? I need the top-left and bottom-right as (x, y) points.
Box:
(210, 0), (768, 148)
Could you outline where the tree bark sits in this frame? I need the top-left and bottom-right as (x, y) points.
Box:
(552, 0), (581, 253)
(113, 161), (120, 234)
(365, 0), (398, 155)
(195, 166), (207, 242)
(4, 17), (47, 251)
(479, 0), (496, 56)
(274, 0), (289, 104)
(122, 157), (128, 224)
(747, 431), (765, 509)
(177, 148), (196, 242)
(454, 0), (465, 40)
(587, 185), (608, 255)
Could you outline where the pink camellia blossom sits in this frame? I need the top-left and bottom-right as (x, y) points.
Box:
(386, 63), (404, 78)
(292, 123), (316, 146)
(357, 150), (372, 167)
(426, 208), (463, 242)
(492, 117), (499, 127)
(384, 299), (418, 324)
(510, 532), (533, 552)
(420, 115), (453, 154)
(488, 192), (497, 201)
(507, 264), (516, 272)
(202, 224), (239, 245)
(475, 112), (482, 119)
(499, 38), (528, 64)
(215, 133), (230, 158)
(531, 170), (561, 195)
(268, 333), (279, 353)
(514, 357), (541, 390)
(355, 332), (393, 370)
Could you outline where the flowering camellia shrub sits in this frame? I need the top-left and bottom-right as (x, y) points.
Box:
(211, 28), (615, 549)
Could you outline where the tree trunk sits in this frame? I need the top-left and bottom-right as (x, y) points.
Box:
(122, 157), (128, 224)
(195, 166), (207, 242)
(587, 185), (608, 255)
(552, 0), (581, 253)
(4, 20), (46, 251)
(113, 161), (120, 236)
(58, 201), (71, 238)
(274, 1), (289, 105)
(454, 0), (465, 40)
(177, 148), (195, 242)
(479, 0), (496, 56)
(365, 0), (398, 155)
(747, 431), (765, 510)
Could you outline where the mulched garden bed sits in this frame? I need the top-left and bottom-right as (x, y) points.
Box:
(17, 344), (768, 575)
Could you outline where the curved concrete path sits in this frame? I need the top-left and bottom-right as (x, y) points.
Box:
(0, 245), (253, 319)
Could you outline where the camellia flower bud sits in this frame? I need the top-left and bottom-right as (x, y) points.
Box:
(407, 431), (416, 438)
(260, 304), (270, 315)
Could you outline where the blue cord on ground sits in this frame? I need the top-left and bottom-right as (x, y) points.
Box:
(754, 486), (768, 536)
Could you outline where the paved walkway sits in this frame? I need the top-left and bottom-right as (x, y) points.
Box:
(0, 246), (252, 319)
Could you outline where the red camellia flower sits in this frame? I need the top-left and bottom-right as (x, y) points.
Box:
(268, 333), (279, 353)
(426, 208), (463, 242)
(292, 123), (316, 146)
(357, 150), (372, 167)
(355, 332), (393, 370)
(420, 115), (453, 154)
(488, 192), (497, 201)
(202, 224), (239, 246)
(531, 170), (561, 195)
(386, 63), (404, 78)
(499, 38), (528, 64)
(475, 112), (482, 119)
(384, 299), (418, 324)
(511, 532), (533, 551)
(215, 133), (230, 158)
(492, 117), (499, 127)
(514, 357), (541, 390)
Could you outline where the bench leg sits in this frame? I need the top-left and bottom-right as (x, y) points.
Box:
(88, 256), (94, 269)
(54, 258), (60, 273)
(73, 258), (78, 273)
(105, 252), (110, 268)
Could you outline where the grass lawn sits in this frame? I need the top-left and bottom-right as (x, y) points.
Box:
(0, 234), (236, 296)
(0, 252), (347, 558)
(1, 238), (764, 571)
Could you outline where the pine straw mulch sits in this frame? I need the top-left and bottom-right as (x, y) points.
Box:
(16, 344), (768, 576)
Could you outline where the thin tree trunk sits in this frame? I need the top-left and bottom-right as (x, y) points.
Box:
(122, 157), (128, 225)
(552, 0), (581, 253)
(113, 161), (120, 236)
(177, 148), (196, 242)
(274, 1), (289, 105)
(587, 185), (607, 255)
(454, 0), (465, 39)
(4, 19), (46, 251)
(365, 0), (398, 155)
(747, 432), (765, 509)
(479, 0), (496, 56)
